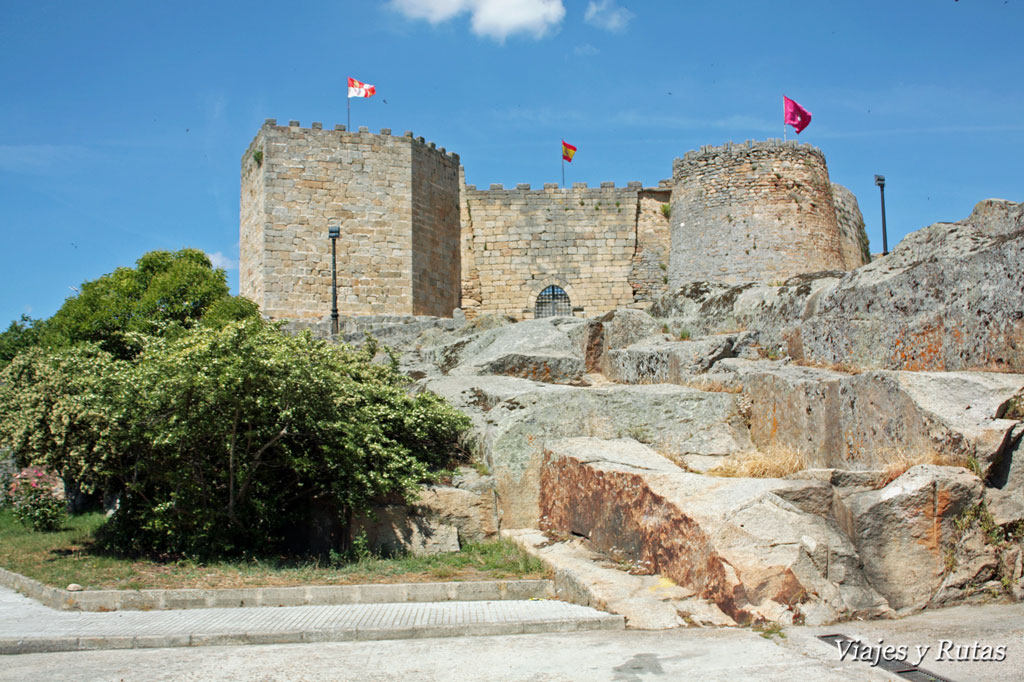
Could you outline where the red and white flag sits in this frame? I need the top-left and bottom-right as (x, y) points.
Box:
(348, 77), (376, 98)
(783, 96), (811, 134)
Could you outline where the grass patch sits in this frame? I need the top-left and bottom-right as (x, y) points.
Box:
(753, 621), (786, 639)
(877, 449), (968, 487)
(708, 444), (807, 478)
(0, 510), (547, 591)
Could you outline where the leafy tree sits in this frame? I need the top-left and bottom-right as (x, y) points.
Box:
(43, 249), (230, 359)
(200, 295), (262, 329)
(0, 315), (45, 369)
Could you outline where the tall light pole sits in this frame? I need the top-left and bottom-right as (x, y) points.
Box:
(328, 226), (340, 337)
(874, 175), (888, 256)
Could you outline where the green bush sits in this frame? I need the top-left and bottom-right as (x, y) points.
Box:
(96, 319), (470, 558)
(0, 345), (125, 492)
(10, 468), (66, 532)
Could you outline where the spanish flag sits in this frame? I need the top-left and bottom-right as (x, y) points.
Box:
(561, 140), (577, 162)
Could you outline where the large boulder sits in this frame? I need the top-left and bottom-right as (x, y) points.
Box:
(649, 273), (843, 355)
(420, 317), (587, 384)
(352, 477), (498, 557)
(539, 437), (891, 625)
(422, 376), (752, 527)
(712, 360), (1024, 475)
(798, 199), (1024, 372)
(572, 309), (666, 373)
(832, 465), (984, 611)
(603, 333), (754, 384)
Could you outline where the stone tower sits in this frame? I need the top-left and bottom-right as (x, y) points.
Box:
(240, 120), (461, 320)
(668, 140), (846, 287)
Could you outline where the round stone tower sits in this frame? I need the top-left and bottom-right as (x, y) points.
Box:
(668, 139), (845, 286)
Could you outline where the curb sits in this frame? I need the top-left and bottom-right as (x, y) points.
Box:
(0, 567), (554, 612)
(0, 614), (625, 654)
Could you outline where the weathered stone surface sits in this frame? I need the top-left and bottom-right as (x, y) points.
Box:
(353, 505), (460, 557)
(421, 317), (587, 384)
(352, 480), (497, 556)
(573, 309), (665, 373)
(832, 465), (984, 611)
(798, 199), (1024, 372)
(931, 528), (1003, 606)
(603, 333), (751, 384)
(422, 377), (752, 528)
(505, 529), (697, 630)
(649, 273), (842, 355)
(716, 359), (1024, 474)
(539, 437), (891, 624)
(986, 422), (1024, 525)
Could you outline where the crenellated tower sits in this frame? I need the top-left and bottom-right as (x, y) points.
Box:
(240, 119), (461, 320)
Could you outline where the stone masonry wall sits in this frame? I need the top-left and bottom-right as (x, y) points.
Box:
(831, 182), (872, 269)
(669, 140), (845, 286)
(239, 120), (460, 320)
(629, 187), (672, 302)
(461, 182), (641, 319)
(411, 140), (461, 316)
(240, 138), (267, 308)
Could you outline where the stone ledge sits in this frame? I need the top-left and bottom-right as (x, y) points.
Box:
(0, 566), (553, 612)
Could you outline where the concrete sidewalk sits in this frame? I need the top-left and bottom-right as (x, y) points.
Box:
(0, 585), (623, 654)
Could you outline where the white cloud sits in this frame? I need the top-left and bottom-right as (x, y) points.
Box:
(584, 0), (633, 32)
(573, 43), (599, 56)
(206, 251), (238, 271)
(389, 0), (565, 41)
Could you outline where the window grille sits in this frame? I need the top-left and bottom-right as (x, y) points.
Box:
(535, 285), (572, 318)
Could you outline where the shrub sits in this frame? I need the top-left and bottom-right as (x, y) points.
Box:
(99, 319), (470, 558)
(0, 345), (124, 493)
(10, 467), (66, 532)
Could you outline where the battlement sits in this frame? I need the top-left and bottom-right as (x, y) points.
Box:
(245, 119), (461, 165)
(240, 122), (870, 323)
(673, 138), (826, 178)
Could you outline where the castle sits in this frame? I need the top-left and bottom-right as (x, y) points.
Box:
(239, 119), (871, 322)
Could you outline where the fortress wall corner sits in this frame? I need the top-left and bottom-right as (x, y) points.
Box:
(239, 122), (461, 320)
(411, 142), (461, 316)
(240, 131), (268, 309)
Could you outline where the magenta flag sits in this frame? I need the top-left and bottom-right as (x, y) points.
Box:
(783, 96), (812, 134)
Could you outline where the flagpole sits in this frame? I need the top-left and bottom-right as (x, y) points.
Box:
(347, 96), (351, 131)
(562, 156), (565, 189)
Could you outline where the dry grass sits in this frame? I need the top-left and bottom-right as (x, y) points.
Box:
(876, 449), (971, 487)
(708, 444), (808, 479)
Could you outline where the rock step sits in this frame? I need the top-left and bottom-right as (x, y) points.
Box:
(504, 528), (737, 630)
(536, 437), (893, 625)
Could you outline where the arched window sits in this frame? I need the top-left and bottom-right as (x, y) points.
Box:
(535, 285), (572, 318)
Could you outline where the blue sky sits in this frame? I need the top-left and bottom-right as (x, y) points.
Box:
(2, 0), (1021, 327)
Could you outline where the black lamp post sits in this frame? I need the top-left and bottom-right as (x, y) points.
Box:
(328, 226), (340, 336)
(874, 175), (888, 256)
